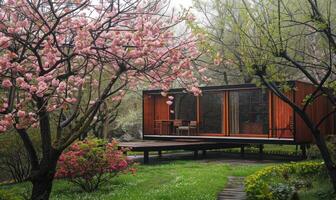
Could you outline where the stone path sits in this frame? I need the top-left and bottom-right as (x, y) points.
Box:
(217, 176), (246, 200)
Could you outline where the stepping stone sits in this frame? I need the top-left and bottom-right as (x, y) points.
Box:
(217, 176), (246, 200)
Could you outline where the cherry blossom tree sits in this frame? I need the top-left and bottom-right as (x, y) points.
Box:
(0, 0), (206, 199)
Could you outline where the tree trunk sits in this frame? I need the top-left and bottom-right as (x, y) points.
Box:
(313, 130), (336, 191)
(31, 174), (54, 200)
(30, 152), (60, 200)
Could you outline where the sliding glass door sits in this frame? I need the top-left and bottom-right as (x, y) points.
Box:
(229, 89), (269, 135)
(173, 94), (197, 121)
(199, 92), (223, 133)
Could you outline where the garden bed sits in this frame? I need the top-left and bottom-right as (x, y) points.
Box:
(245, 161), (335, 200)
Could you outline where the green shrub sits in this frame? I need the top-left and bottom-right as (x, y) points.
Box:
(0, 189), (22, 200)
(307, 135), (336, 162)
(0, 131), (42, 183)
(269, 183), (294, 200)
(244, 161), (325, 200)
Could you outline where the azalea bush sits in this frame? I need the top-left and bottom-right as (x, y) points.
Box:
(55, 138), (134, 192)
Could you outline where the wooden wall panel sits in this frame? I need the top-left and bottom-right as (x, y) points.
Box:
(294, 81), (334, 143)
(222, 91), (229, 135)
(154, 95), (169, 120)
(153, 95), (170, 135)
(271, 91), (294, 138)
(143, 94), (170, 135)
(143, 94), (154, 135)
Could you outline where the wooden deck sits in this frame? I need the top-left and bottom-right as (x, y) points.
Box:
(119, 140), (241, 164)
(143, 135), (296, 145)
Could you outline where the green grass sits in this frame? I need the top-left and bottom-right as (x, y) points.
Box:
(1, 161), (267, 200)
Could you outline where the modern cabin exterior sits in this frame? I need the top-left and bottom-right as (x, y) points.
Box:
(142, 81), (335, 145)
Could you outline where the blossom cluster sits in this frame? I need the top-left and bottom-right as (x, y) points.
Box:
(0, 0), (207, 133)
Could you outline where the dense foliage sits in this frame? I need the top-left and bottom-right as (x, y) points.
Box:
(308, 135), (336, 162)
(55, 138), (134, 192)
(245, 161), (325, 200)
(0, 189), (21, 200)
(0, 131), (42, 183)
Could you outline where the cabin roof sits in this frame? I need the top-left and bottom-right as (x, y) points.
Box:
(143, 80), (298, 95)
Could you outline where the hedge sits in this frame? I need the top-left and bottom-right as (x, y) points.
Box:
(0, 189), (22, 200)
(244, 161), (325, 200)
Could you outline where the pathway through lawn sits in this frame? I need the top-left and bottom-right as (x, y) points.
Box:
(217, 176), (246, 200)
(1, 159), (271, 200)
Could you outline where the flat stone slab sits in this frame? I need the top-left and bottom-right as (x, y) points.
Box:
(218, 176), (246, 200)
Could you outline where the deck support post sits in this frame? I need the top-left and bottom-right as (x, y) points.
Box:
(258, 144), (264, 159)
(158, 150), (162, 157)
(240, 145), (245, 158)
(144, 150), (149, 164)
(202, 150), (207, 156)
(300, 145), (307, 159)
(193, 150), (199, 159)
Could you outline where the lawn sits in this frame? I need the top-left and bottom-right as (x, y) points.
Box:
(1, 160), (267, 200)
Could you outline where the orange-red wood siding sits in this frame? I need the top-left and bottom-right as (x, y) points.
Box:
(222, 91), (229, 135)
(271, 91), (294, 138)
(294, 81), (334, 143)
(143, 94), (154, 135)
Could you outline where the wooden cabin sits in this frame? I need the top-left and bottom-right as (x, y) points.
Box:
(142, 81), (335, 145)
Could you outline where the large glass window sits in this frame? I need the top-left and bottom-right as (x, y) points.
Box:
(200, 92), (223, 133)
(173, 94), (196, 121)
(229, 90), (269, 134)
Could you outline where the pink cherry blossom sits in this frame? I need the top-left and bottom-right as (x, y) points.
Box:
(51, 79), (60, 87)
(17, 110), (26, 118)
(0, 125), (6, 132)
(198, 67), (207, 73)
(1, 79), (12, 88)
(57, 82), (67, 93)
(25, 73), (33, 80)
(0, 0), (207, 169)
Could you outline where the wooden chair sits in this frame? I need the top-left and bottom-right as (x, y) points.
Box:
(173, 120), (183, 135)
(189, 121), (198, 135)
(177, 121), (198, 136)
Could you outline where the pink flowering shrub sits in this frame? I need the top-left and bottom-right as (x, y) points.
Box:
(55, 138), (134, 192)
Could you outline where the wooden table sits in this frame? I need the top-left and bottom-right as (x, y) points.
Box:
(154, 120), (173, 135)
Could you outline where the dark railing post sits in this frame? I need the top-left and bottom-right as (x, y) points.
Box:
(193, 150), (199, 159)
(300, 145), (307, 159)
(240, 145), (245, 158)
(144, 150), (149, 164)
(259, 144), (264, 160)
